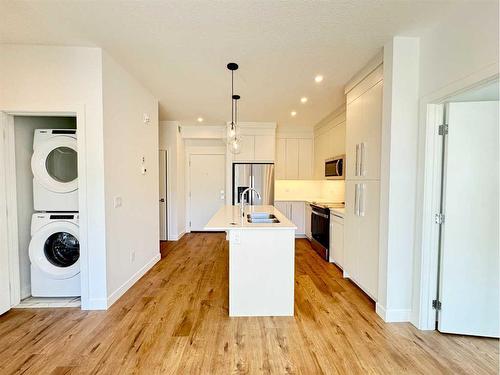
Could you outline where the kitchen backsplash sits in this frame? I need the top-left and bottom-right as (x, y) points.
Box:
(275, 180), (345, 202)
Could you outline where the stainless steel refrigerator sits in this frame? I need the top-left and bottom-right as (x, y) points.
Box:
(232, 163), (274, 205)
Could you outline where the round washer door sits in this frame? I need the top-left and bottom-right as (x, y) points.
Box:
(29, 222), (80, 279)
(31, 135), (78, 193)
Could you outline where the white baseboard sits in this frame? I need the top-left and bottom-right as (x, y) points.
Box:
(83, 298), (107, 310)
(168, 230), (185, 241)
(295, 234), (307, 238)
(376, 303), (411, 322)
(106, 253), (161, 308)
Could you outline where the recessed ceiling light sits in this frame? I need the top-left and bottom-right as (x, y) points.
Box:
(291, 111), (297, 117)
(314, 75), (324, 83)
(197, 117), (204, 122)
(300, 97), (308, 103)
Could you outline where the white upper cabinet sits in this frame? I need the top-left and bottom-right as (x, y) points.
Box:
(254, 134), (275, 161)
(298, 139), (313, 179)
(275, 138), (286, 179)
(285, 138), (299, 178)
(345, 65), (383, 181)
(313, 111), (346, 180)
(231, 123), (276, 162)
(234, 135), (255, 161)
(275, 136), (313, 180)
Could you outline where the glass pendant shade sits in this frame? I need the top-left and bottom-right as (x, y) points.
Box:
(226, 122), (240, 145)
(229, 137), (241, 154)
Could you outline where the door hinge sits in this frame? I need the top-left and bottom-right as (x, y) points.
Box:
(438, 124), (448, 135)
(432, 299), (442, 310)
(189, 221), (191, 227)
(434, 213), (445, 225)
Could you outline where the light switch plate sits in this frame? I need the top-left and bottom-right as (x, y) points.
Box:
(114, 196), (122, 208)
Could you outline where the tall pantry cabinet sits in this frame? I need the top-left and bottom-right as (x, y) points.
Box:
(343, 65), (383, 300)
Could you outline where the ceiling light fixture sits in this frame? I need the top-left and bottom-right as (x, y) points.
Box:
(314, 75), (324, 83)
(227, 62), (241, 154)
(291, 111), (297, 117)
(197, 117), (204, 122)
(300, 97), (308, 103)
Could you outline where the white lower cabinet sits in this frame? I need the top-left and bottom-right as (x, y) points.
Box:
(274, 201), (305, 236)
(329, 214), (344, 268)
(344, 180), (380, 299)
(305, 203), (312, 239)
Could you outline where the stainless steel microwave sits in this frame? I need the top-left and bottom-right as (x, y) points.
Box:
(325, 155), (345, 180)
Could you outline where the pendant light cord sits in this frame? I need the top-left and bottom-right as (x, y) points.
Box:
(231, 70), (235, 128)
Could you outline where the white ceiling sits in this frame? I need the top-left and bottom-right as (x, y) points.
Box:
(1, 1), (462, 127)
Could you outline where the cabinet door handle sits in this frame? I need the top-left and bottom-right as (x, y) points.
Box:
(355, 144), (359, 176)
(359, 183), (365, 216)
(360, 142), (365, 177)
(354, 184), (359, 216)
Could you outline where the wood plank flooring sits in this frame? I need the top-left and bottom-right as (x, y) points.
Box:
(0, 233), (498, 374)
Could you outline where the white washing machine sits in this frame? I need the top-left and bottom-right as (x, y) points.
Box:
(31, 129), (78, 211)
(29, 213), (80, 297)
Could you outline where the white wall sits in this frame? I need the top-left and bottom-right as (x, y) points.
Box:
(13, 116), (76, 299)
(0, 44), (107, 309)
(159, 121), (186, 240)
(419, 2), (499, 99)
(378, 37), (420, 322)
(1, 45), (161, 310)
(101, 52), (160, 305)
(412, 2), (499, 328)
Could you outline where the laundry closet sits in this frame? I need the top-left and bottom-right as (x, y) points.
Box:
(13, 116), (80, 307)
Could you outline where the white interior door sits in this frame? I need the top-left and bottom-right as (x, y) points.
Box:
(0, 113), (12, 315)
(159, 150), (168, 241)
(438, 101), (499, 337)
(189, 154), (225, 231)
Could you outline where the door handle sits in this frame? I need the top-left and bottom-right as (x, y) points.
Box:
(360, 142), (365, 177)
(359, 183), (365, 216)
(159, 198), (165, 203)
(355, 144), (359, 176)
(354, 184), (359, 216)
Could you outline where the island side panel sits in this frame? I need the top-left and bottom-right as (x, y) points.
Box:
(229, 229), (295, 317)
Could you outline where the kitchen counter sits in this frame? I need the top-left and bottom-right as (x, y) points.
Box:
(205, 205), (295, 317)
(204, 205), (296, 231)
(330, 207), (345, 218)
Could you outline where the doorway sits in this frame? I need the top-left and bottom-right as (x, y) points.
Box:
(159, 150), (168, 241)
(435, 99), (499, 337)
(188, 153), (225, 231)
(0, 111), (83, 315)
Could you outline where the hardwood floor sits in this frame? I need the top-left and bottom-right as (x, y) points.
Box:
(0, 233), (498, 374)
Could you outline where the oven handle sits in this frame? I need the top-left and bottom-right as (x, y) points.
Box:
(312, 210), (329, 219)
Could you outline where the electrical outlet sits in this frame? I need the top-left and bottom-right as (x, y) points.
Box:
(143, 113), (150, 124)
(130, 250), (136, 263)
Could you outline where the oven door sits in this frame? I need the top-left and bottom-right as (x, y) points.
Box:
(311, 209), (330, 260)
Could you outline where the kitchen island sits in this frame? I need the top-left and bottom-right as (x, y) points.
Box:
(205, 205), (296, 317)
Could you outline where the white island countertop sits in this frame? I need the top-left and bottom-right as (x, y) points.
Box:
(204, 205), (297, 231)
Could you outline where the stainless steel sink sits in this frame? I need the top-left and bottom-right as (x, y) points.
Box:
(246, 213), (280, 223)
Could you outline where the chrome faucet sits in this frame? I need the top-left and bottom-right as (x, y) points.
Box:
(240, 188), (261, 217)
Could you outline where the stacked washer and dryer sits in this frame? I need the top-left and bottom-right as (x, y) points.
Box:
(29, 129), (80, 297)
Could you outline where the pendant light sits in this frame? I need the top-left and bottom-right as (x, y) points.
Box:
(229, 94), (241, 154)
(227, 62), (240, 152)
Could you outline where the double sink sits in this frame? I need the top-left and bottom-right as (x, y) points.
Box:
(246, 212), (280, 224)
